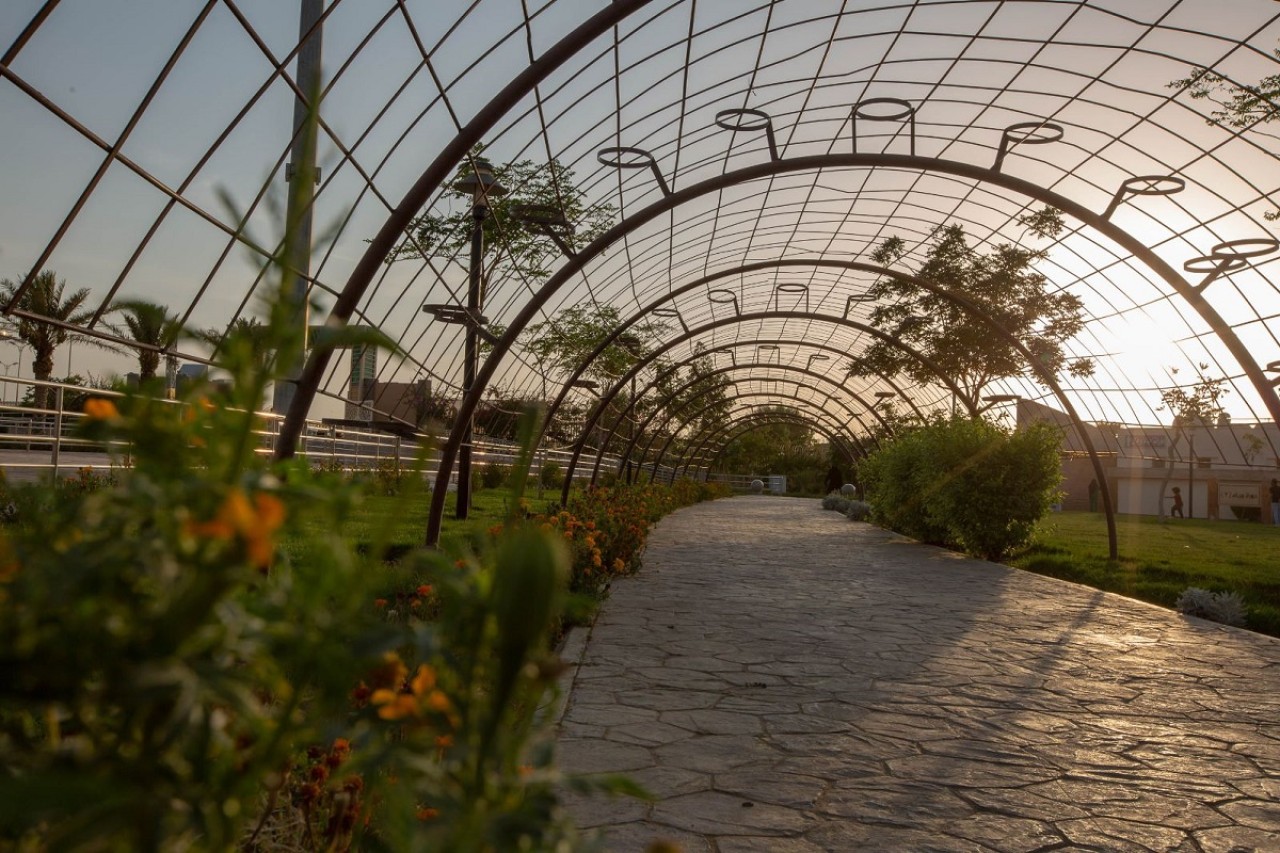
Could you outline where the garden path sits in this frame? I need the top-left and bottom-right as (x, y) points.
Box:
(556, 495), (1280, 852)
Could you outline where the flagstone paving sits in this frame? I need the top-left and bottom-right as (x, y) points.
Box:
(555, 496), (1280, 852)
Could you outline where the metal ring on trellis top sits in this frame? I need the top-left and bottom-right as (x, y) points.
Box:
(597, 145), (671, 196)
(773, 282), (809, 311)
(1103, 174), (1186, 219)
(651, 305), (688, 332)
(852, 97), (917, 155)
(708, 288), (740, 314)
(1210, 237), (1280, 260)
(993, 120), (1064, 172)
(1184, 253), (1250, 291)
(715, 107), (779, 161)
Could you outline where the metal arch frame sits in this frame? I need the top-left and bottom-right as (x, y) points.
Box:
(275, 0), (657, 453)
(617, 335), (930, 474)
(438, 291), (1120, 560)
(286, 152), (1280, 476)
(681, 411), (860, 482)
(589, 337), (924, 466)
(591, 360), (886, 486)
(554, 309), (967, 492)
(533, 258), (968, 461)
(603, 363), (878, 487)
(661, 392), (864, 481)
(642, 389), (866, 485)
(302, 145), (1261, 561)
(683, 411), (862, 483)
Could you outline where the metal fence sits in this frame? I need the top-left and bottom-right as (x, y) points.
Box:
(0, 376), (689, 486)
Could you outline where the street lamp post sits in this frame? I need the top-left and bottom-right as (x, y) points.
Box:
(453, 157), (506, 519)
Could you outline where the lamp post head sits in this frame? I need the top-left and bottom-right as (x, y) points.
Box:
(453, 157), (508, 204)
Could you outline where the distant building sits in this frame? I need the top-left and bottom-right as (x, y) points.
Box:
(345, 377), (433, 427)
(1015, 398), (1280, 520)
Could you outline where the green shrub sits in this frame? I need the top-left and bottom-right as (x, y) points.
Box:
(539, 462), (564, 490)
(845, 499), (872, 522)
(371, 457), (404, 495)
(861, 416), (1062, 560)
(481, 461), (509, 489)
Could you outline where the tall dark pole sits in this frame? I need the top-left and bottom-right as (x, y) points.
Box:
(274, 0), (324, 416)
(457, 201), (486, 519)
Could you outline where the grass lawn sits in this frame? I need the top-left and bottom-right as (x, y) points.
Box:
(295, 484), (565, 558)
(1008, 511), (1280, 637)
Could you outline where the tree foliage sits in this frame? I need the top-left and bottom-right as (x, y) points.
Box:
(860, 416), (1063, 560)
(848, 213), (1093, 406)
(0, 270), (104, 409)
(1170, 51), (1280, 216)
(108, 301), (183, 384)
(1153, 364), (1228, 519)
(392, 148), (615, 296)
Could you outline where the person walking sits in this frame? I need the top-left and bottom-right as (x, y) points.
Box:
(1270, 479), (1280, 526)
(1170, 486), (1184, 519)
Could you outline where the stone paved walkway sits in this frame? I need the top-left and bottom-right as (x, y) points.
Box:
(556, 496), (1280, 852)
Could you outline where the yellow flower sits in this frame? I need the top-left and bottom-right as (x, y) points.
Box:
(83, 398), (119, 420)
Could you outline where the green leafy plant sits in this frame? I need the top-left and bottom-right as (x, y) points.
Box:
(861, 416), (1063, 560)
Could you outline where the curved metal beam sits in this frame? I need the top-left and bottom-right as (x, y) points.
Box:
(419, 155), (1231, 558)
(276, 0), (656, 455)
(684, 412), (861, 485)
(657, 392), (863, 482)
(612, 366), (875, 487)
(683, 411), (859, 482)
(647, 392), (863, 485)
(596, 361), (883, 486)
(535, 262), (943, 455)
(558, 311), (958, 496)
(567, 336), (924, 463)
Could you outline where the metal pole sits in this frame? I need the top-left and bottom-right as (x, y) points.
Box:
(456, 201), (485, 519)
(51, 385), (63, 476)
(1188, 428), (1195, 518)
(273, 0), (324, 416)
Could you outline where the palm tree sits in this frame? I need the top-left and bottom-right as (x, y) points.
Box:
(0, 270), (96, 410)
(108, 301), (183, 390)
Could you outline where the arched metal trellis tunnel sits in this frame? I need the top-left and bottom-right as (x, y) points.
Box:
(5, 1), (1280, 559)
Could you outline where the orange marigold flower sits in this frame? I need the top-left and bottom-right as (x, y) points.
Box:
(366, 652), (408, 691)
(410, 664), (436, 696)
(425, 689), (451, 713)
(374, 598), (388, 609)
(416, 584), (432, 597)
(435, 734), (454, 749)
(187, 489), (286, 569)
(416, 806), (439, 821)
(83, 398), (119, 420)
(371, 691), (416, 720)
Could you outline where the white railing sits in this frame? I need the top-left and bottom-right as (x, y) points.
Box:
(0, 376), (684, 486)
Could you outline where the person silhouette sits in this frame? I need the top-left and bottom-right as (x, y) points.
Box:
(1170, 486), (1184, 518)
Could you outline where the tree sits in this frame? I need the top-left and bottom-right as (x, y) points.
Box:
(392, 148), (615, 299)
(1171, 52), (1280, 216)
(0, 270), (100, 410)
(848, 212), (1094, 408)
(108, 301), (183, 387)
(1154, 364), (1227, 519)
(202, 317), (273, 375)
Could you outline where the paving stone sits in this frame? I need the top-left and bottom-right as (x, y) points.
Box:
(711, 768), (828, 809)
(558, 738), (654, 774)
(586, 820), (711, 852)
(556, 497), (1280, 850)
(650, 790), (812, 836)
